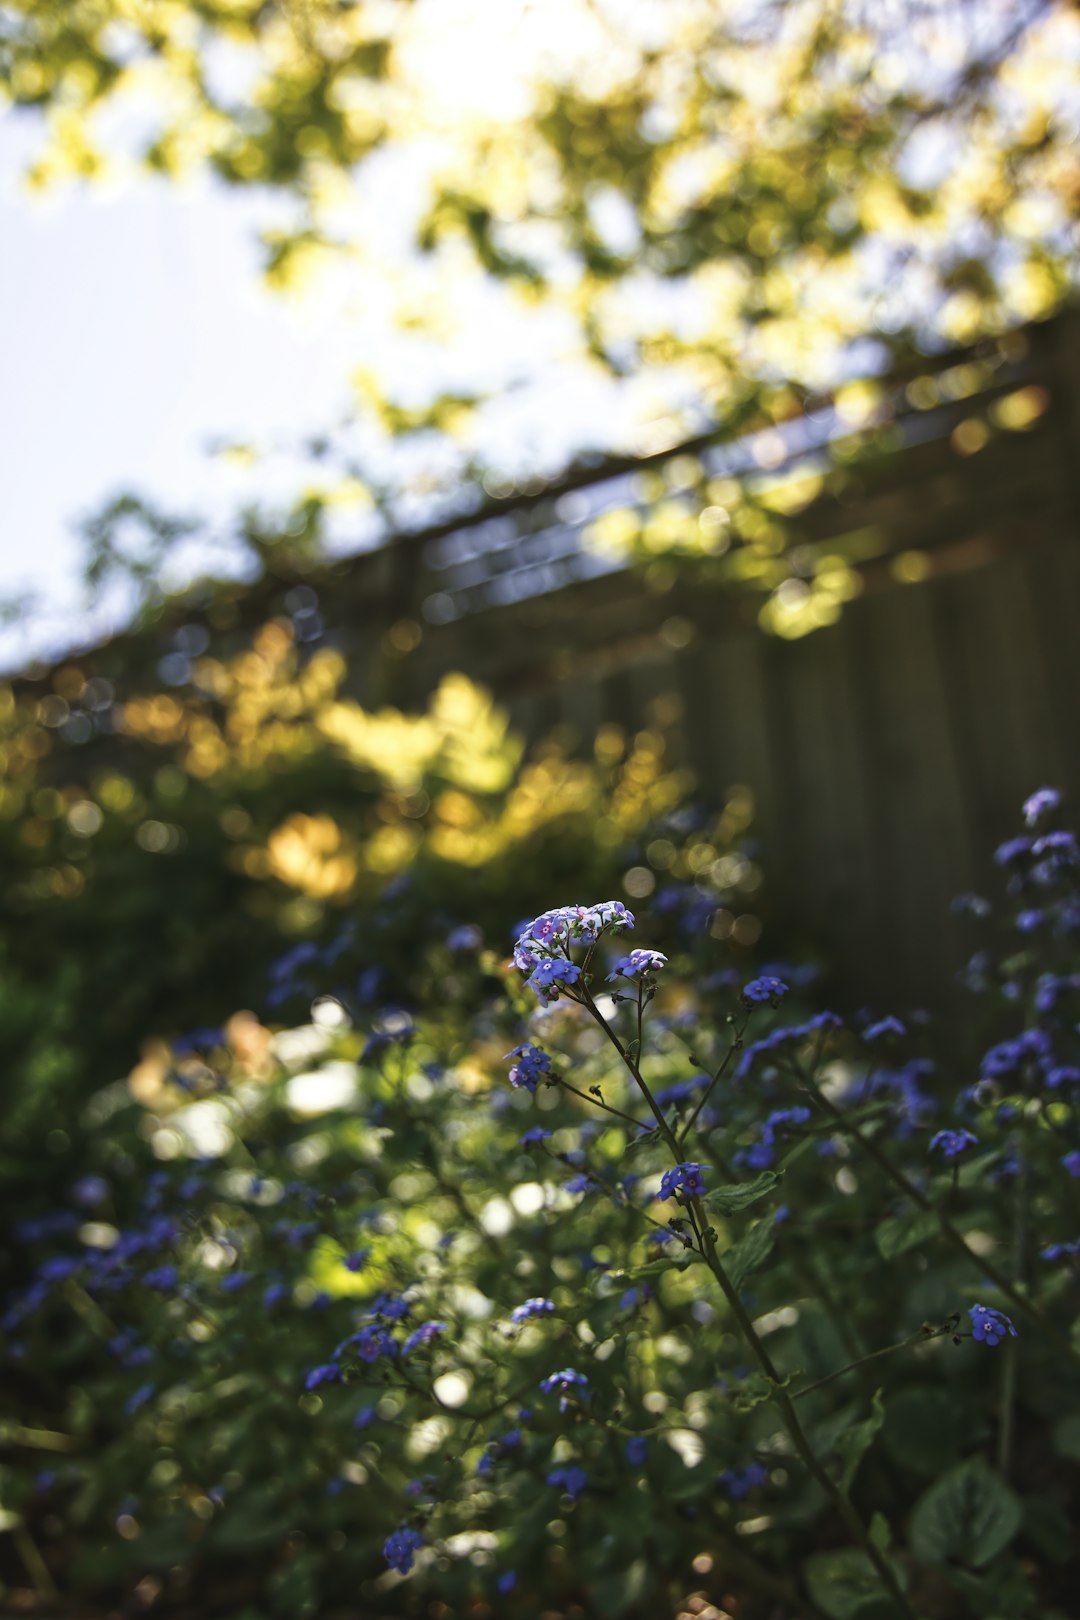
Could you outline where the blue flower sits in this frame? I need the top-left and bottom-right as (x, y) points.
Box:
(510, 1297), (555, 1324)
(520, 1126), (552, 1146)
(304, 1363), (342, 1391)
(658, 1163), (707, 1202)
(720, 1461), (767, 1500)
(124, 1382), (155, 1417)
(607, 949), (668, 983)
(402, 1321), (447, 1355)
(547, 1465), (588, 1500)
(1041, 1238), (1080, 1262)
(383, 1526), (424, 1574)
(343, 1249), (370, 1272)
(742, 976), (789, 1006)
(863, 1016), (906, 1041)
(1024, 788), (1061, 826)
(1063, 1151), (1080, 1178)
(497, 1570), (518, 1594)
(625, 1435), (648, 1467)
(968, 1304), (1017, 1347)
(354, 1404), (378, 1429)
(505, 1043), (551, 1093)
(929, 1129), (978, 1160)
(447, 924), (482, 952)
(540, 1367), (588, 1397)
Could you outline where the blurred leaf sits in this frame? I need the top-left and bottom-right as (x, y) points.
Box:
(909, 1459), (1022, 1569)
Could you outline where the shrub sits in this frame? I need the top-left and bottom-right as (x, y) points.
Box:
(3, 792), (1079, 1618)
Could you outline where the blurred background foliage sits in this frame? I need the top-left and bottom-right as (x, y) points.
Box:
(1, 609), (768, 1219)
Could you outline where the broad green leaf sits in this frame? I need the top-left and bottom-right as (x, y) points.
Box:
(875, 1208), (938, 1261)
(909, 1458), (1022, 1568)
(704, 1170), (783, 1213)
(1051, 1413), (1080, 1462)
(834, 1389), (886, 1494)
(724, 1218), (775, 1292)
(882, 1385), (985, 1477)
(588, 1557), (649, 1615)
(804, 1547), (908, 1620)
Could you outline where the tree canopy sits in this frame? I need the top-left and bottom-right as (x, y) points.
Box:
(5, 0), (1079, 454)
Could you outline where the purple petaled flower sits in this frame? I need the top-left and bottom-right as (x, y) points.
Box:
(564, 1172), (593, 1196)
(497, 1571), (518, 1594)
(742, 976), (789, 1006)
(540, 1367), (588, 1397)
(863, 1016), (906, 1041)
(1041, 1238), (1080, 1262)
(520, 1126), (552, 1146)
(447, 924), (482, 952)
(383, 1526), (424, 1575)
(344, 1249), (370, 1272)
(505, 1043), (551, 1093)
(354, 1404), (378, 1430)
(262, 1282), (289, 1309)
(625, 1435), (648, 1467)
(124, 1382), (155, 1417)
(658, 1162), (707, 1202)
(220, 1270), (253, 1293)
(994, 836), (1032, 866)
(402, 1321), (447, 1355)
(1062, 1151), (1080, 1178)
(929, 1129), (978, 1160)
(607, 949), (668, 983)
(527, 958), (582, 1003)
(719, 1461), (768, 1500)
(547, 1465), (588, 1500)
(1024, 788), (1061, 826)
(304, 1362), (342, 1391)
(510, 1297), (555, 1324)
(968, 1304), (1017, 1347)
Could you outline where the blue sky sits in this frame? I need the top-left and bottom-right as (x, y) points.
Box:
(0, 127), (373, 670)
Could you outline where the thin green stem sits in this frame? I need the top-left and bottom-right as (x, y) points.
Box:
(552, 1072), (649, 1133)
(798, 1072), (1077, 1362)
(793, 1326), (950, 1402)
(679, 1018), (748, 1146)
(580, 983), (914, 1620)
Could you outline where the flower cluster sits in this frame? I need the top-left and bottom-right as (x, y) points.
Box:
(510, 1296), (555, 1324)
(513, 902), (634, 1002)
(383, 1526), (424, 1574)
(741, 975), (790, 1006)
(505, 1043), (551, 1092)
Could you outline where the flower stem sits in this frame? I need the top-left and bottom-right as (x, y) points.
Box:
(584, 988), (914, 1620)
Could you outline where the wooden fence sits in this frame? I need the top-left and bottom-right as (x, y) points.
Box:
(313, 309), (1080, 1004)
(28, 310), (1079, 1003)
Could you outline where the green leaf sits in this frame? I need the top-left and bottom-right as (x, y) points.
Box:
(1052, 1413), (1080, 1462)
(834, 1389), (886, 1494)
(875, 1208), (939, 1261)
(909, 1458), (1022, 1568)
(723, 1217), (775, 1292)
(804, 1547), (907, 1620)
(883, 1385), (985, 1477)
(625, 1125), (665, 1156)
(588, 1557), (649, 1615)
(732, 1371), (790, 1414)
(704, 1170), (783, 1213)
(622, 1253), (702, 1278)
